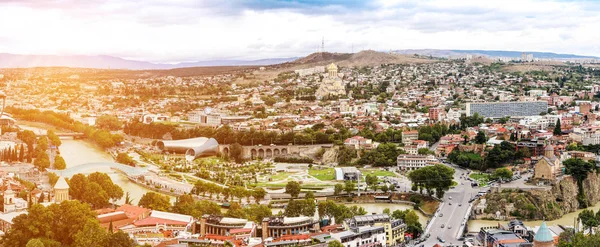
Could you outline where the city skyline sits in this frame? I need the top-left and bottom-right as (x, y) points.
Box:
(1, 0), (600, 63)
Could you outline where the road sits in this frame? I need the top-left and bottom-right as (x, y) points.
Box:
(419, 164), (480, 247)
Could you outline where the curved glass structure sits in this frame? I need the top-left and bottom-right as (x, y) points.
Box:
(157, 137), (219, 161)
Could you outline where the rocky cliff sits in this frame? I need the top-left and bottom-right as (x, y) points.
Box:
(483, 172), (600, 220)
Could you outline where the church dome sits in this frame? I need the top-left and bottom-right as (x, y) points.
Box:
(327, 63), (338, 71)
(533, 222), (554, 243)
(54, 177), (69, 190)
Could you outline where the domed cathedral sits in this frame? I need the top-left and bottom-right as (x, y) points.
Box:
(53, 176), (70, 203)
(315, 63), (346, 100)
(533, 222), (555, 247)
(533, 144), (563, 184)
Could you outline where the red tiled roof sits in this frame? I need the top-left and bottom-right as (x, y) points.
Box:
(116, 204), (151, 220)
(133, 217), (189, 227)
(230, 228), (252, 234)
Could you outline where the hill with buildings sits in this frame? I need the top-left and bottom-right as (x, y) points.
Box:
(392, 49), (600, 60)
(271, 50), (433, 70)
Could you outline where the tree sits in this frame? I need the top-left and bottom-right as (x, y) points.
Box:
(228, 143), (244, 163)
(558, 231), (600, 247)
(38, 192), (45, 203)
(337, 145), (357, 166)
(344, 180), (356, 195)
(334, 183), (344, 196)
(554, 119), (562, 135)
(417, 148), (434, 155)
(47, 130), (62, 147)
(35, 136), (49, 154)
(381, 184), (390, 193)
(124, 192), (133, 205)
(2, 200), (105, 247)
(328, 240), (344, 247)
(365, 174), (378, 191)
(475, 131), (488, 144)
(33, 152), (51, 171)
(138, 192), (171, 211)
(243, 204), (272, 223)
(54, 155), (66, 170)
(26, 239), (45, 247)
(285, 181), (301, 198)
(73, 218), (107, 247)
(105, 231), (136, 247)
(115, 153), (135, 166)
(18, 130), (37, 162)
(492, 168), (513, 181)
(253, 188), (267, 203)
(284, 199), (316, 217)
(578, 209), (598, 234)
(19, 144), (25, 162)
(96, 115), (123, 131)
(407, 164), (454, 198)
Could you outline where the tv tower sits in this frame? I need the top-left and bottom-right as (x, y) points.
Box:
(321, 36), (325, 53)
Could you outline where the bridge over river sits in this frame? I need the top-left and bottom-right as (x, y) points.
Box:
(47, 162), (149, 177)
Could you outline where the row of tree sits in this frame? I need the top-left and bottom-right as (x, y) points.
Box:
(191, 180), (267, 203)
(2, 201), (139, 247)
(407, 164), (455, 199)
(8, 107), (123, 149)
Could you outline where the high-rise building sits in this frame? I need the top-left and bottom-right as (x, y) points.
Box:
(466, 101), (547, 118)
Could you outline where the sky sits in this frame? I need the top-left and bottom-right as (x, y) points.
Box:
(0, 0), (599, 63)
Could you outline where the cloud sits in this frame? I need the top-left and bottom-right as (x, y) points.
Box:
(0, 0), (598, 62)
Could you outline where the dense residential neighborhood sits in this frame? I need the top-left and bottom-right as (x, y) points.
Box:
(1, 53), (600, 247)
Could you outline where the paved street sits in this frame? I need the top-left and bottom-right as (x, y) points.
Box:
(419, 164), (480, 247)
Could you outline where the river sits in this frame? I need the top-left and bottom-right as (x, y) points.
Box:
(58, 139), (162, 205)
(468, 202), (600, 233)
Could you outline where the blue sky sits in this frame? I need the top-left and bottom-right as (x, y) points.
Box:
(0, 0), (598, 62)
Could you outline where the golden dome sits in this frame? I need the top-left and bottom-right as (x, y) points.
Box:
(327, 63), (338, 71)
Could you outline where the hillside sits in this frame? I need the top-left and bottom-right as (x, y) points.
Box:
(271, 50), (433, 70)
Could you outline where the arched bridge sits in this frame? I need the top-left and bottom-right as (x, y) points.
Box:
(47, 162), (149, 177)
(219, 144), (332, 159)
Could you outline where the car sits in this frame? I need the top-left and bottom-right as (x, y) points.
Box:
(449, 202), (452, 205)
(437, 237), (445, 243)
(439, 213), (444, 217)
(448, 225), (452, 229)
(459, 204), (462, 207)
(449, 196), (452, 200)
(441, 224), (445, 228)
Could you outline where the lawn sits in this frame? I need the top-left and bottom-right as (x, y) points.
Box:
(270, 172), (296, 181)
(309, 168), (335, 181)
(360, 169), (397, 178)
(470, 172), (491, 185)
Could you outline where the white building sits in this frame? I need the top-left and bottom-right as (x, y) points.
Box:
(583, 133), (600, 145)
(3, 188), (27, 213)
(331, 226), (387, 247)
(397, 154), (437, 171)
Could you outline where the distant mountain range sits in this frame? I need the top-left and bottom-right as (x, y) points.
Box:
(391, 49), (600, 59)
(1, 49), (598, 70)
(0, 53), (298, 70)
